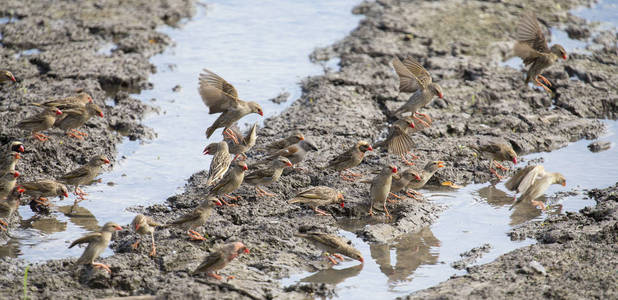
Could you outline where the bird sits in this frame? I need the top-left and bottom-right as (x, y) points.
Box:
(262, 140), (318, 167)
(513, 12), (567, 94)
(68, 221), (123, 273)
(326, 141), (373, 181)
(374, 116), (418, 166)
(288, 186), (344, 216)
(0, 169), (20, 199)
(58, 154), (110, 202)
(404, 161), (445, 199)
(391, 56), (443, 127)
(0, 186), (24, 231)
(208, 161), (248, 206)
(166, 197), (222, 241)
(191, 241), (250, 280)
(32, 92), (94, 110)
(469, 142), (517, 180)
(294, 231), (363, 265)
(131, 214), (162, 257)
(244, 156), (293, 197)
(0, 70), (16, 83)
(389, 169), (422, 202)
(17, 107), (63, 141)
(0, 151), (21, 177)
(223, 123), (258, 161)
(263, 131), (304, 153)
(3, 141), (25, 155)
(198, 69), (263, 138)
(53, 101), (104, 139)
(20, 179), (69, 207)
(203, 141), (232, 186)
(505, 165), (566, 210)
(370, 165), (398, 218)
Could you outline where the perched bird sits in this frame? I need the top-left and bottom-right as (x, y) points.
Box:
(17, 107), (63, 141)
(0, 70), (16, 83)
(198, 69), (263, 138)
(264, 131), (304, 153)
(58, 155), (110, 201)
(513, 12), (567, 93)
(54, 101), (104, 139)
(203, 141), (232, 186)
(263, 140), (318, 167)
(288, 186), (344, 216)
(370, 165), (398, 218)
(0, 170), (20, 199)
(208, 161), (248, 206)
(68, 222), (123, 273)
(391, 56), (443, 127)
(244, 156), (293, 197)
(295, 231), (363, 265)
(167, 197), (222, 241)
(192, 242), (250, 280)
(505, 165), (566, 210)
(0, 151), (21, 177)
(32, 92), (94, 110)
(470, 142), (517, 180)
(20, 179), (69, 206)
(131, 214), (161, 257)
(327, 141), (373, 181)
(223, 123), (258, 161)
(374, 116), (418, 165)
(389, 169), (422, 201)
(0, 186), (24, 231)
(405, 161), (445, 199)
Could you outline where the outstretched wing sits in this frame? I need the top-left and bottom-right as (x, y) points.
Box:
(198, 69), (239, 114)
(392, 57), (431, 93)
(516, 12), (549, 53)
(69, 232), (102, 248)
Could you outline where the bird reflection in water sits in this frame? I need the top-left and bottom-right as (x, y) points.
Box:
(477, 186), (563, 226)
(300, 263), (363, 285)
(56, 205), (101, 232)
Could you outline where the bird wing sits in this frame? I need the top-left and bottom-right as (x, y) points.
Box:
(193, 251), (224, 273)
(69, 232), (102, 248)
(207, 153), (232, 185)
(146, 217), (162, 227)
(387, 126), (415, 155)
(392, 57), (424, 93)
(296, 187), (330, 199)
(306, 233), (345, 252)
(516, 12), (549, 54)
(328, 147), (355, 168)
(506, 165), (544, 194)
(59, 166), (91, 181)
(198, 69), (239, 114)
(245, 168), (273, 181)
(169, 210), (201, 225)
(401, 56), (432, 88)
(21, 180), (54, 192)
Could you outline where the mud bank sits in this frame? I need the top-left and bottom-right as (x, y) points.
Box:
(1, 0), (616, 299)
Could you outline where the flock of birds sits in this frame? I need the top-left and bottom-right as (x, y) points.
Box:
(0, 12), (570, 280)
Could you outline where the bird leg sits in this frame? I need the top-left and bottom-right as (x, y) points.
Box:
(0, 219), (7, 231)
(223, 128), (239, 144)
(534, 77), (553, 94)
(324, 253), (339, 265)
(340, 170), (362, 182)
(35, 197), (51, 206)
(531, 200), (546, 210)
(232, 153), (247, 161)
(188, 230), (207, 241)
(313, 207), (330, 216)
(400, 153), (416, 166)
(32, 133), (48, 142)
(220, 194), (239, 206)
(493, 161), (509, 171)
(149, 232), (156, 257)
(537, 74), (552, 87)
(413, 112), (431, 127)
(388, 192), (401, 203)
(368, 206), (374, 217)
(383, 202), (392, 220)
(333, 254), (344, 261)
(406, 189), (423, 200)
(71, 129), (88, 137)
(489, 160), (504, 180)
(92, 262), (112, 273)
(255, 187), (274, 197)
(66, 130), (84, 139)
(208, 272), (223, 280)
(131, 238), (140, 250)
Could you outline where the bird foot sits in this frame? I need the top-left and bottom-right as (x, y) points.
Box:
(35, 197), (51, 206)
(493, 161), (509, 171)
(255, 187), (274, 197)
(400, 155), (415, 166)
(489, 168), (504, 180)
(208, 273), (223, 280)
(535, 78), (553, 94)
(70, 129), (88, 137)
(32, 133), (49, 142)
(149, 246), (156, 257)
(188, 230), (207, 241)
(220, 198), (238, 207)
(326, 255), (339, 265)
(92, 262), (112, 274)
(314, 208), (330, 216)
(333, 254), (344, 261)
(537, 75), (552, 87)
(0, 219), (7, 227)
(131, 240), (140, 250)
(66, 131), (84, 139)
(406, 190), (423, 200)
(413, 114), (431, 128)
(223, 128), (239, 144)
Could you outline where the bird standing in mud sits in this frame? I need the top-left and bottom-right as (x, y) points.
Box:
(404, 161), (445, 199)
(58, 155), (110, 202)
(470, 142), (517, 180)
(0, 187), (24, 231)
(370, 165), (398, 219)
(244, 156), (293, 197)
(192, 241), (250, 280)
(389, 169), (422, 201)
(223, 123), (258, 161)
(167, 197), (222, 241)
(20, 179), (69, 207)
(391, 56), (443, 127)
(208, 161), (248, 206)
(262, 139), (318, 168)
(288, 186), (344, 216)
(69, 222), (123, 273)
(203, 141), (232, 186)
(327, 140), (373, 181)
(0, 170), (20, 199)
(54, 101), (104, 139)
(0, 70), (16, 83)
(513, 12), (567, 94)
(198, 69), (263, 138)
(505, 165), (566, 210)
(32, 92), (94, 110)
(131, 214), (161, 257)
(17, 107), (63, 141)
(263, 131), (305, 153)
(295, 231), (363, 265)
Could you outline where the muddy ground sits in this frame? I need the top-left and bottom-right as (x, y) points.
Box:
(0, 0), (617, 299)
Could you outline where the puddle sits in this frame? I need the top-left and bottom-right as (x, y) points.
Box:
(13, 48), (41, 59)
(571, 0), (618, 31)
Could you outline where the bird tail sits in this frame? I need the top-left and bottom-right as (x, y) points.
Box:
(30, 102), (45, 107)
(288, 198), (302, 204)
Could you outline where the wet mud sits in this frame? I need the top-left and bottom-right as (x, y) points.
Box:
(1, 0), (617, 299)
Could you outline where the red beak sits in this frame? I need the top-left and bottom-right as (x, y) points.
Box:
(339, 202), (345, 208)
(135, 224), (140, 231)
(203, 148), (210, 155)
(56, 109), (63, 115)
(562, 54), (567, 60)
(561, 181), (566, 186)
(64, 192), (69, 197)
(439, 93), (444, 99)
(359, 257), (364, 263)
(104, 158), (110, 164)
(114, 226), (123, 231)
(10, 75), (16, 82)
(98, 112), (104, 117)
(18, 145), (24, 153)
(258, 111), (263, 116)
(17, 186), (25, 193)
(299, 136), (304, 141)
(392, 167), (398, 173)
(243, 248), (250, 254)
(286, 162), (293, 167)
(13, 171), (19, 178)
(415, 175), (421, 181)
(215, 200), (223, 206)
(367, 145), (373, 151)
(512, 157), (517, 164)
(242, 165), (248, 171)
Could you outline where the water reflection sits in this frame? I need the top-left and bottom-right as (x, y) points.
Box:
(301, 264), (363, 285)
(22, 216), (67, 234)
(477, 186), (541, 226)
(56, 205), (100, 232)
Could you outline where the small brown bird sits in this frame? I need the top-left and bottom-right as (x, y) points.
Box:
(17, 107), (63, 141)
(0, 170), (20, 200)
(54, 101), (104, 139)
(295, 231), (364, 265)
(68, 221), (123, 273)
(405, 161), (445, 199)
(3, 141), (25, 155)
(370, 165), (398, 218)
(0, 152), (21, 177)
(327, 141), (373, 181)
(262, 140), (318, 168)
(20, 179), (69, 206)
(131, 214), (161, 257)
(264, 131), (304, 153)
(223, 123), (258, 161)
(389, 169), (422, 201)
(470, 143), (518, 180)
(198, 69), (263, 138)
(208, 161), (248, 206)
(32, 92), (94, 110)
(505, 165), (566, 210)
(203, 141), (232, 186)
(392, 56), (443, 127)
(288, 186), (344, 216)
(58, 155), (110, 201)
(0, 186), (24, 231)
(167, 197), (222, 241)
(192, 241), (250, 280)
(0, 70), (16, 83)
(513, 12), (567, 93)
(375, 116), (418, 166)
(244, 156), (293, 197)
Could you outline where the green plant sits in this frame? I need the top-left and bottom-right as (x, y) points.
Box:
(23, 265), (29, 300)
